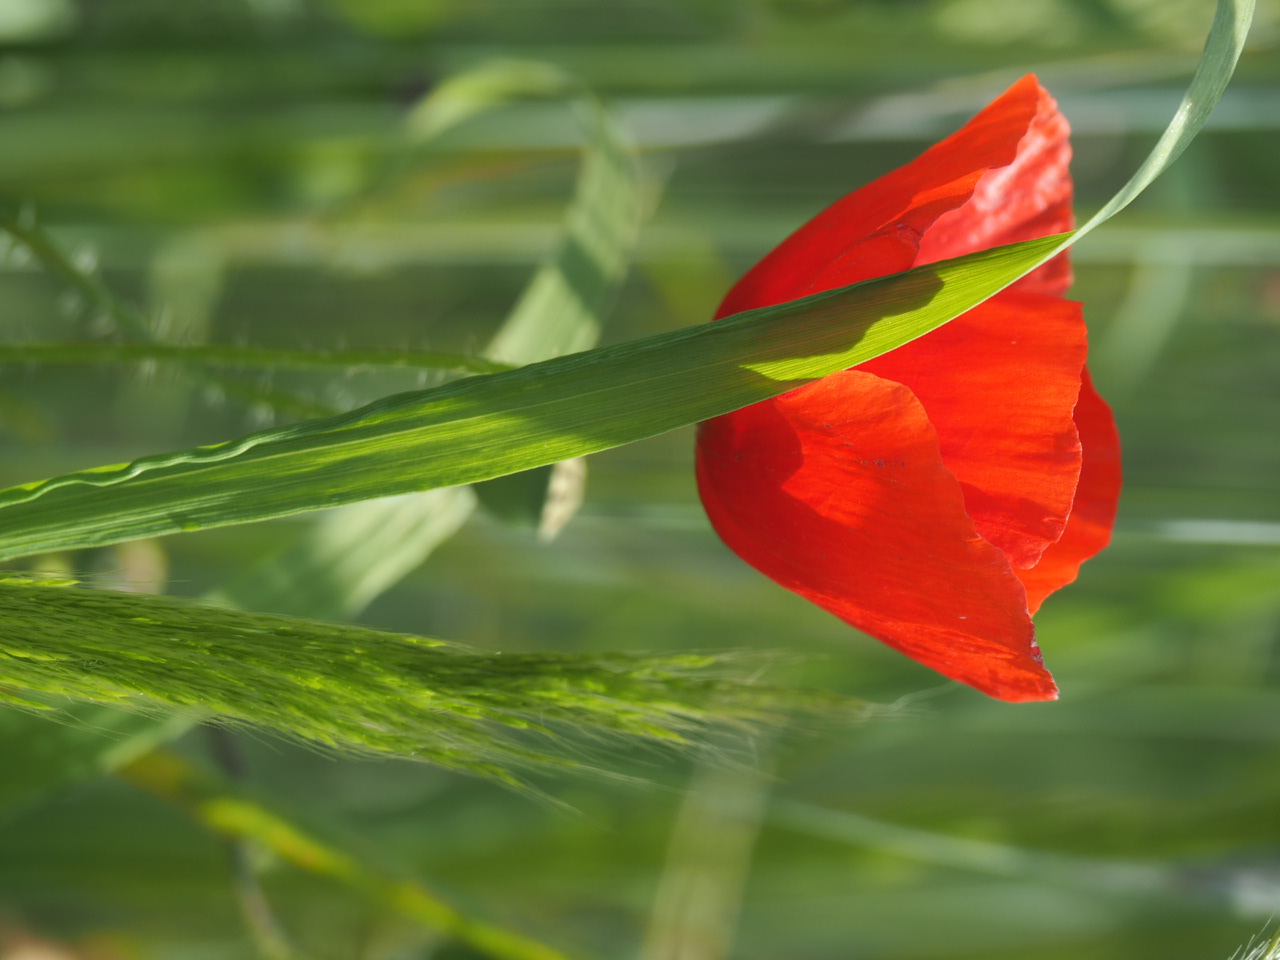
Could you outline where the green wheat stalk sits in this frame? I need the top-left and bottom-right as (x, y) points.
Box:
(0, 578), (846, 783)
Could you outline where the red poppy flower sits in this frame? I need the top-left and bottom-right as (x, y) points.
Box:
(696, 76), (1121, 702)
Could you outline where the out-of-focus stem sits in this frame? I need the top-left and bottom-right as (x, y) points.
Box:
(0, 210), (152, 340)
(641, 751), (773, 960)
(0, 341), (510, 375)
(119, 749), (581, 960)
(206, 728), (301, 960)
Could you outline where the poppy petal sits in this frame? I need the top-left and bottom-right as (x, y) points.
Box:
(1017, 371), (1122, 612)
(917, 80), (1074, 298)
(696, 370), (1057, 702)
(859, 290), (1088, 569)
(715, 74), (1054, 319)
(696, 75), (1113, 700)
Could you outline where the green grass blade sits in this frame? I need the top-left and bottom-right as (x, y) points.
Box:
(0, 214), (339, 423)
(484, 94), (646, 365)
(0, 60), (655, 812)
(0, 235), (1138, 560)
(771, 800), (1173, 894)
(1077, 0), (1253, 234)
(0, 0), (1251, 561)
(404, 59), (575, 142)
(0, 209), (153, 340)
(474, 72), (649, 531)
(0, 341), (510, 375)
(0, 484), (476, 818)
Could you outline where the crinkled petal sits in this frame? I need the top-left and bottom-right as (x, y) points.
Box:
(696, 371), (1057, 702)
(716, 75), (1054, 319)
(1017, 371), (1122, 612)
(860, 290), (1087, 569)
(917, 81), (1074, 297)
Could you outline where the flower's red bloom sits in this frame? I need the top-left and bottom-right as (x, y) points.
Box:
(696, 76), (1121, 702)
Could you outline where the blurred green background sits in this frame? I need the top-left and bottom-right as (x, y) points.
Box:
(1, 0), (1279, 958)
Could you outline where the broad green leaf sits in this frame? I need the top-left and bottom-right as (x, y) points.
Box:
(0, 0), (1252, 564)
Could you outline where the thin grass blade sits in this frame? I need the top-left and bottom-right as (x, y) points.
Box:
(0, 0), (1251, 562)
